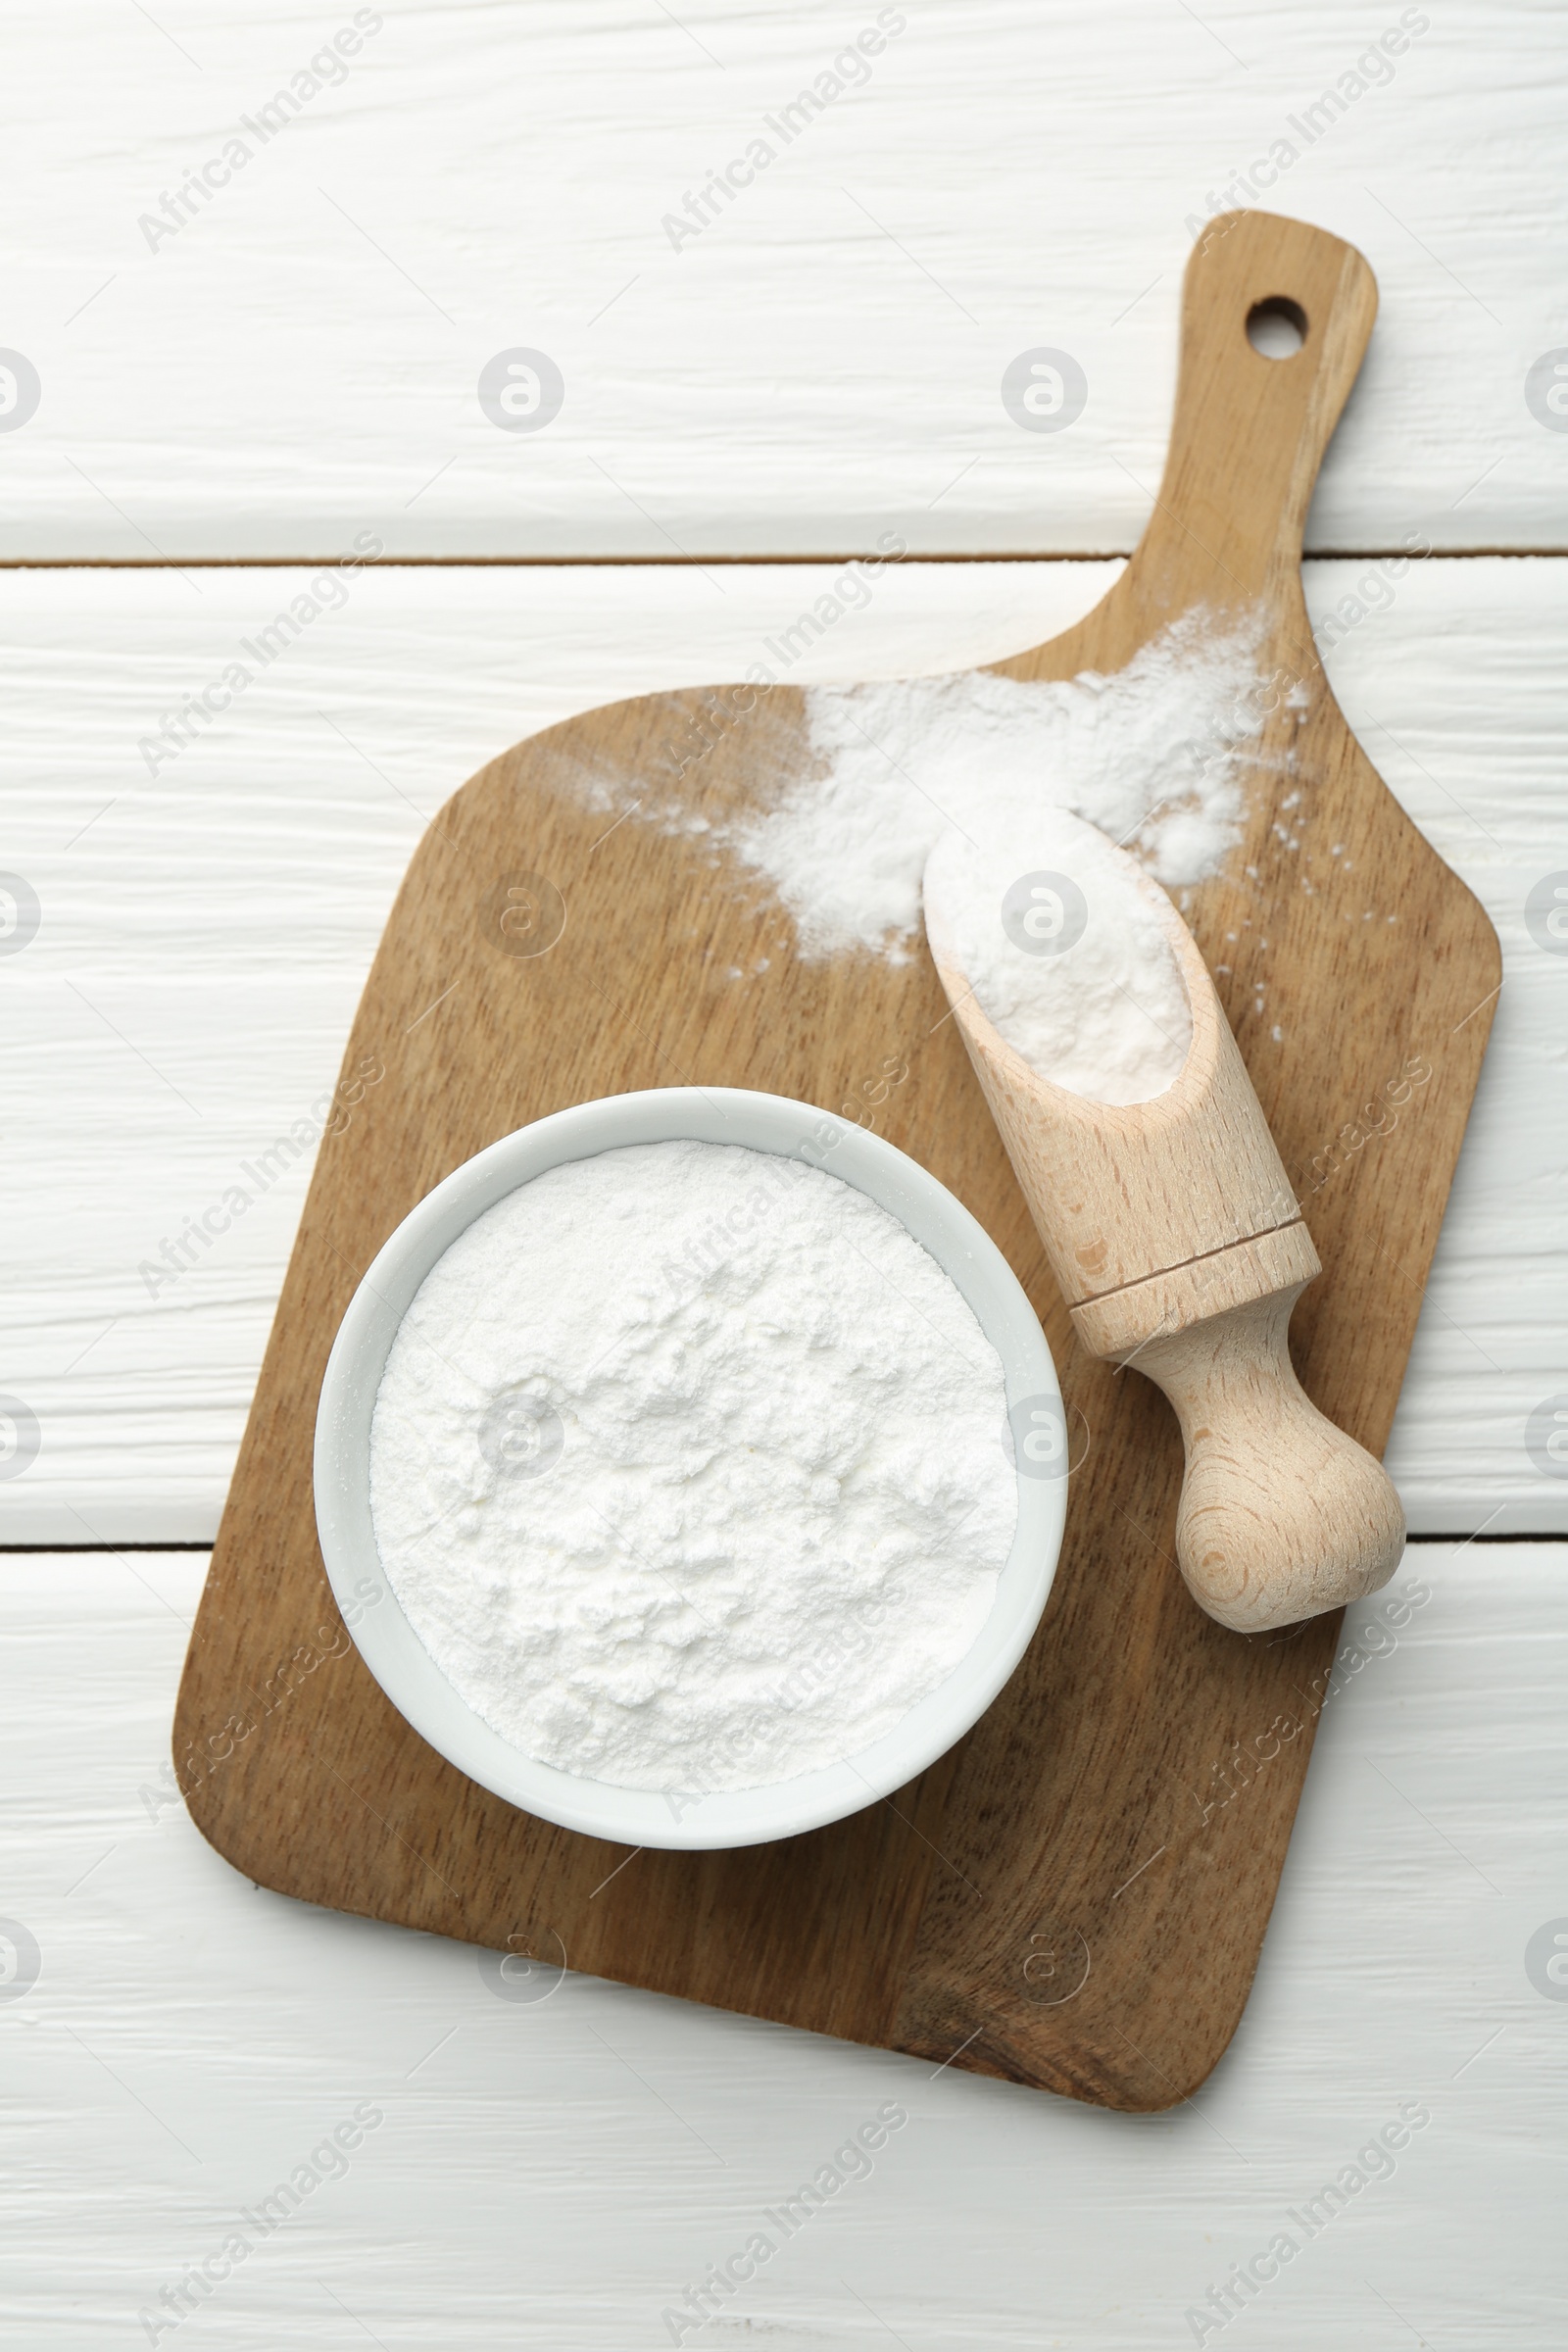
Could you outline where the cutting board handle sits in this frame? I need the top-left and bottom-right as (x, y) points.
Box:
(1138, 211), (1379, 609)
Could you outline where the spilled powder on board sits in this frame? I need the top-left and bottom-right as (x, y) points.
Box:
(725, 605), (1275, 962)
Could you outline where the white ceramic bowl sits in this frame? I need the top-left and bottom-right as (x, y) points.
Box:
(314, 1087), (1066, 1851)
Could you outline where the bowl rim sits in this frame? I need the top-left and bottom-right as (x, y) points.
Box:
(313, 1086), (1067, 1851)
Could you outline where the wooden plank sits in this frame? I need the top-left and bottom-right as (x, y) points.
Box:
(170, 218), (1497, 2109)
(6, 1544), (1564, 2347)
(0, 554), (1559, 1544)
(1, 2), (1562, 558)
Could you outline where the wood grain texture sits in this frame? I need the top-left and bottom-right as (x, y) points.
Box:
(0, 555), (1555, 1544)
(1136, 1282), (1407, 1632)
(171, 216), (1496, 2110)
(1, 1), (1564, 560)
(1069, 1220), (1319, 1356)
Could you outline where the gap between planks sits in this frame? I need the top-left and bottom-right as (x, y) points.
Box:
(0, 549), (1562, 570)
(0, 1535), (1540, 1556)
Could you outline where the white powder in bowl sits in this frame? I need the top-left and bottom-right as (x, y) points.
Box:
(368, 1139), (1018, 1794)
(924, 806), (1193, 1104)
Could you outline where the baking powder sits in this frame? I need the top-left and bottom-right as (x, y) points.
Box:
(368, 1139), (1017, 1792)
(730, 604), (1278, 961)
(924, 804), (1193, 1103)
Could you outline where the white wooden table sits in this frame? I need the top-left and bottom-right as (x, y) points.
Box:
(3, 6), (1565, 2344)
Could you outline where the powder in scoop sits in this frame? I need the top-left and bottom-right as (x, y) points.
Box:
(924, 806), (1193, 1104)
(725, 605), (1273, 961)
(368, 1139), (1018, 1793)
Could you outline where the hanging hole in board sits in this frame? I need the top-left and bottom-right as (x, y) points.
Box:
(1246, 297), (1307, 360)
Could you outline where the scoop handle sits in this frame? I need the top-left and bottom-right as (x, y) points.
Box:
(1132, 1286), (1404, 1634)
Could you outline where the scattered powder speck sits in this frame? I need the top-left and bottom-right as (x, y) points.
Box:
(725, 605), (1275, 963)
(368, 1140), (1017, 1794)
(924, 806), (1193, 1105)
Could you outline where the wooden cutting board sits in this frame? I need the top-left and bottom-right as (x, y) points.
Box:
(173, 213), (1498, 2111)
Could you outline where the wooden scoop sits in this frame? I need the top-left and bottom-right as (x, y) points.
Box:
(924, 867), (1405, 1634)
